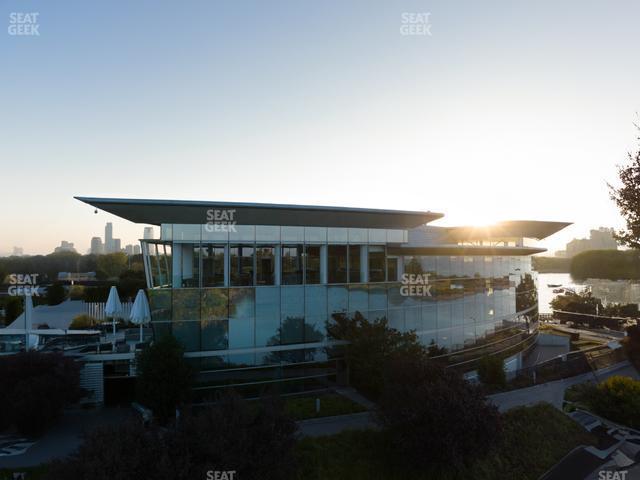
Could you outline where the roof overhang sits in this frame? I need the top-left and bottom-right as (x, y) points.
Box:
(443, 220), (571, 242)
(75, 197), (444, 229)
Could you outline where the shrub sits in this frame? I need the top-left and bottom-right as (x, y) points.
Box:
(68, 284), (85, 300)
(46, 392), (298, 480)
(0, 352), (84, 435)
(69, 313), (97, 329)
(326, 311), (427, 399)
(46, 282), (67, 306)
(477, 354), (506, 389)
(376, 354), (502, 470)
(136, 335), (193, 424)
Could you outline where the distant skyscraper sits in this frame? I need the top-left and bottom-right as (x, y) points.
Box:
(12, 246), (23, 256)
(114, 239), (122, 252)
(143, 227), (154, 239)
(54, 241), (77, 254)
(565, 227), (618, 258)
(133, 245), (141, 255)
(125, 244), (134, 256)
(90, 237), (104, 255)
(105, 222), (114, 253)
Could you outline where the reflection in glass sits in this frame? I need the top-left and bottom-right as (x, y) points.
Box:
(349, 245), (361, 283)
(369, 246), (385, 282)
(305, 245), (321, 284)
(230, 246), (254, 286)
(282, 245), (303, 285)
(202, 245), (225, 287)
(256, 246), (275, 285)
(328, 245), (347, 283)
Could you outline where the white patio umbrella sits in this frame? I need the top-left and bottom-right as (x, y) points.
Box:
(104, 286), (123, 337)
(129, 289), (151, 342)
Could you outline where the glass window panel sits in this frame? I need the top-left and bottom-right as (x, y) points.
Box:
(348, 245), (361, 283)
(387, 284), (406, 309)
(256, 225), (280, 242)
(282, 245), (304, 285)
(173, 224), (201, 241)
(228, 317), (255, 349)
(280, 315), (304, 344)
(368, 284), (387, 310)
(281, 286), (305, 317)
(172, 289), (200, 321)
(386, 229), (406, 243)
(405, 307), (421, 331)
(305, 245), (322, 284)
(305, 315), (326, 342)
(421, 303), (437, 330)
(202, 245), (225, 287)
(229, 287), (255, 319)
(230, 246), (254, 286)
(368, 246), (385, 282)
(327, 228), (348, 243)
(437, 256), (451, 277)
(450, 256), (463, 277)
(368, 229), (387, 244)
(201, 288), (228, 320)
(201, 319), (228, 350)
(256, 246), (275, 286)
(404, 256), (424, 275)
(327, 285), (348, 314)
(173, 321), (200, 352)
(160, 224), (172, 241)
(386, 256), (398, 282)
(327, 245), (348, 284)
(148, 289), (172, 322)
(229, 225), (255, 242)
(178, 244), (200, 288)
(305, 227), (327, 243)
(348, 228), (367, 243)
(437, 302), (452, 329)
(255, 287), (281, 347)
(348, 284), (368, 313)
(202, 223), (229, 242)
(452, 301), (464, 326)
(281, 226), (304, 242)
(388, 309), (405, 331)
(305, 285), (327, 316)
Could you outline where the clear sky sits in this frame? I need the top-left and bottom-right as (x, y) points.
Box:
(1, 0), (639, 255)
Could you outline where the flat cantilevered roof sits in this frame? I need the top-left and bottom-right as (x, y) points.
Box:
(443, 220), (572, 241)
(75, 197), (444, 229)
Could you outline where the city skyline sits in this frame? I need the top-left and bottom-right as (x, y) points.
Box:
(1, 0), (639, 255)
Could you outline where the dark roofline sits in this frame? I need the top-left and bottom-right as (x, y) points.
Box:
(388, 245), (547, 256)
(443, 220), (572, 241)
(75, 197), (444, 229)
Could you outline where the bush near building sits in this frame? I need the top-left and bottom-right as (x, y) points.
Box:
(69, 314), (97, 329)
(296, 403), (595, 480)
(477, 354), (507, 389)
(46, 392), (298, 480)
(135, 334), (193, 424)
(0, 352), (84, 436)
(376, 353), (502, 470)
(566, 375), (640, 429)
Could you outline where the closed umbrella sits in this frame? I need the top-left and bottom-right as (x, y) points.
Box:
(129, 289), (151, 343)
(104, 286), (123, 337)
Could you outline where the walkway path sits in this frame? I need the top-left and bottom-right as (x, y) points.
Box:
(489, 360), (638, 412)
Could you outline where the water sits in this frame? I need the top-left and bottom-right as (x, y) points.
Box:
(537, 272), (640, 313)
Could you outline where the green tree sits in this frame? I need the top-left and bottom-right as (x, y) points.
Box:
(327, 311), (427, 399)
(97, 252), (128, 280)
(46, 282), (67, 305)
(477, 354), (507, 389)
(609, 123), (640, 248)
(136, 334), (193, 424)
(376, 353), (502, 469)
(3, 296), (24, 325)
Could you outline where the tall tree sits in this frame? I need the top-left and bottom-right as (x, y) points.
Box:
(610, 123), (640, 248)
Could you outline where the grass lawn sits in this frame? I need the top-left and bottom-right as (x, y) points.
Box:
(295, 403), (596, 480)
(284, 393), (367, 421)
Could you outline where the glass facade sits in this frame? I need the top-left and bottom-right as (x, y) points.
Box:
(144, 224), (540, 393)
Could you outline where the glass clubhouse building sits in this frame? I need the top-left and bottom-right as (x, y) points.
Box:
(77, 197), (569, 394)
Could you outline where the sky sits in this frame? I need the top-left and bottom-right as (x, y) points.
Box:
(1, 0), (639, 256)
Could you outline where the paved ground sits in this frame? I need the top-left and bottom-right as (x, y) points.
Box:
(297, 412), (375, 437)
(0, 407), (134, 469)
(489, 361), (639, 412)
